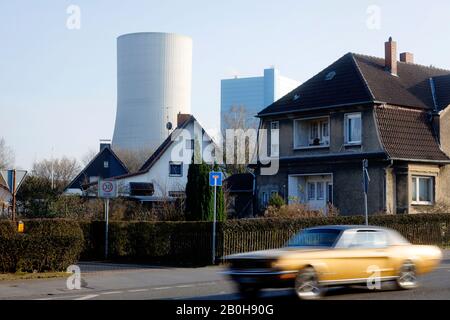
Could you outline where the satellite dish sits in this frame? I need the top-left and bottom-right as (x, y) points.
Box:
(166, 122), (173, 130)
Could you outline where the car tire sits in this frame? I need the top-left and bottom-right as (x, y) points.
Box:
(294, 267), (325, 300)
(395, 261), (418, 290)
(238, 284), (261, 299)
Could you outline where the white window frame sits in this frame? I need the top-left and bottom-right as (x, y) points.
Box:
(169, 161), (183, 177)
(293, 116), (330, 150)
(186, 139), (194, 150)
(103, 161), (109, 168)
(344, 112), (362, 145)
(270, 121), (280, 157)
(411, 176), (434, 205)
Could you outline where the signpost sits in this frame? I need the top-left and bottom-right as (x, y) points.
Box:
(209, 171), (223, 265)
(362, 159), (370, 226)
(0, 169), (27, 221)
(98, 180), (118, 259)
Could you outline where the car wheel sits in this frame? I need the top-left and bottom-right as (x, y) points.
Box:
(295, 267), (325, 300)
(396, 261), (418, 290)
(238, 284), (261, 299)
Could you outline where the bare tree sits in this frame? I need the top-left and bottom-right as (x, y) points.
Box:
(0, 137), (15, 170)
(221, 105), (257, 174)
(81, 148), (97, 166)
(113, 147), (153, 173)
(32, 156), (80, 191)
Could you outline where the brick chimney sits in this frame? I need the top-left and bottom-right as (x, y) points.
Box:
(400, 52), (414, 64)
(177, 113), (191, 127)
(385, 37), (397, 75)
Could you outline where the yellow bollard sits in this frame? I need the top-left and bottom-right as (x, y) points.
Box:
(17, 221), (24, 233)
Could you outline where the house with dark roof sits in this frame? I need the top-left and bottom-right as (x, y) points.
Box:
(111, 114), (216, 201)
(256, 37), (450, 215)
(64, 142), (129, 195)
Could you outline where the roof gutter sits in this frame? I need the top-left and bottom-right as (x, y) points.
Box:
(390, 158), (450, 165)
(256, 100), (384, 118)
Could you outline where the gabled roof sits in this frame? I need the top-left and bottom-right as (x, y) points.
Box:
(375, 105), (450, 162)
(65, 145), (129, 191)
(139, 115), (195, 172)
(258, 52), (450, 116)
(433, 75), (450, 110)
(112, 114), (212, 180)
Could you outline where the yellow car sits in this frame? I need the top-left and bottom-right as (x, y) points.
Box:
(224, 225), (442, 299)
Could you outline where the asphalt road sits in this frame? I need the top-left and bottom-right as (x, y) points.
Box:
(0, 251), (449, 300)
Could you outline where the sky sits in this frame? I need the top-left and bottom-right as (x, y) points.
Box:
(1, 0), (450, 170)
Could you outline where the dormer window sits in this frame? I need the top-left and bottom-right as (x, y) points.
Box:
(294, 116), (330, 149)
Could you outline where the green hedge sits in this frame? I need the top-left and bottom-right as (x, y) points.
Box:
(2, 213), (449, 271)
(78, 213), (450, 266)
(79, 221), (213, 265)
(0, 219), (84, 273)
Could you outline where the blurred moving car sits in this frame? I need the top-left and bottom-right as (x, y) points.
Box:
(224, 225), (442, 299)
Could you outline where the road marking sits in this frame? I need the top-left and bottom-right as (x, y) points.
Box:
(101, 291), (123, 295)
(153, 287), (171, 290)
(74, 294), (99, 300)
(128, 289), (149, 293)
(176, 284), (195, 288)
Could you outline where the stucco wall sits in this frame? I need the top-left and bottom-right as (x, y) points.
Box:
(262, 105), (384, 159)
(256, 160), (387, 216)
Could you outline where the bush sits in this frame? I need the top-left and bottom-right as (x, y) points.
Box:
(268, 194), (285, 209)
(0, 219), (84, 273)
(264, 203), (339, 218)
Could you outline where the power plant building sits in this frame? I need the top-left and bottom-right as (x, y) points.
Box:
(112, 32), (193, 152)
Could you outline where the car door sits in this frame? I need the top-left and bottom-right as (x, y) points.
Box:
(343, 230), (391, 282)
(321, 230), (390, 284)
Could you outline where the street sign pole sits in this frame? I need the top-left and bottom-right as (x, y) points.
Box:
(363, 160), (369, 226)
(12, 170), (16, 222)
(105, 197), (109, 260)
(209, 171), (222, 265)
(212, 179), (217, 265)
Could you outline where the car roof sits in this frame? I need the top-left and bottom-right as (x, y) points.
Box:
(305, 225), (390, 232)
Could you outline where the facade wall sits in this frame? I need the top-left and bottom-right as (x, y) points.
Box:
(115, 121), (213, 198)
(262, 105), (383, 158)
(256, 161), (387, 216)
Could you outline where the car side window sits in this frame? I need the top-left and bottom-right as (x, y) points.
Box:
(348, 230), (388, 249)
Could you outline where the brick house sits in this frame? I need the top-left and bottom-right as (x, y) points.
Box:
(256, 38), (450, 215)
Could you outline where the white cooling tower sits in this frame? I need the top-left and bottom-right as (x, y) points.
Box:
(112, 32), (192, 152)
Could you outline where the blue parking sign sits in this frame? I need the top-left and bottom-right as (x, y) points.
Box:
(209, 171), (223, 187)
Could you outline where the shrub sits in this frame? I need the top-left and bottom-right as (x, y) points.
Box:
(264, 203), (339, 218)
(268, 194), (285, 209)
(0, 219), (84, 273)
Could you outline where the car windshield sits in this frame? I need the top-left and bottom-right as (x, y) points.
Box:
(287, 228), (342, 248)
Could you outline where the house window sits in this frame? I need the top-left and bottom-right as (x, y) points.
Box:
(186, 139), (194, 150)
(168, 191), (186, 198)
(262, 192), (268, 207)
(270, 121), (279, 157)
(103, 161), (109, 168)
(412, 176), (434, 205)
(294, 117), (330, 149)
(316, 182), (325, 200)
(307, 182), (316, 200)
(344, 113), (362, 144)
(270, 190), (278, 199)
(169, 162), (183, 176)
